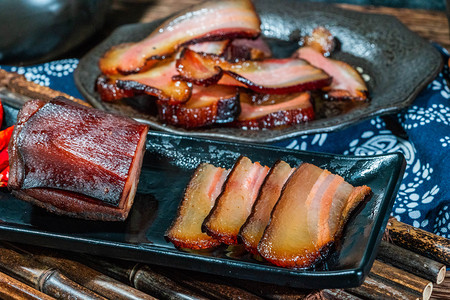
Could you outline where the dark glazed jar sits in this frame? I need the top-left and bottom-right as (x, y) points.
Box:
(0, 0), (110, 65)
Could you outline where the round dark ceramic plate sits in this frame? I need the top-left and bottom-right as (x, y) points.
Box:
(75, 0), (442, 143)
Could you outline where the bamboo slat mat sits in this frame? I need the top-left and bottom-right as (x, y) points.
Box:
(0, 234), (447, 300)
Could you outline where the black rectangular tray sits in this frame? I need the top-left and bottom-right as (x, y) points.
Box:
(0, 131), (405, 289)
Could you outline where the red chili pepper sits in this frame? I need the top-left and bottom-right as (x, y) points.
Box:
(0, 100), (3, 127)
(0, 126), (14, 151)
(0, 100), (10, 188)
(0, 147), (8, 172)
(0, 166), (8, 188)
(0, 123), (14, 188)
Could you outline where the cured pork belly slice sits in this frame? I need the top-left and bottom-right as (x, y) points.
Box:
(258, 163), (371, 268)
(165, 163), (229, 249)
(306, 171), (344, 248)
(8, 97), (149, 221)
(307, 172), (372, 249)
(340, 185), (373, 229)
(235, 92), (315, 129)
(99, 0), (261, 75)
(96, 58), (191, 103)
(258, 163), (323, 268)
(239, 160), (295, 254)
(303, 26), (336, 56)
(175, 48), (332, 94)
(203, 156), (269, 245)
(156, 85), (239, 128)
(294, 47), (368, 101)
(188, 40), (230, 56)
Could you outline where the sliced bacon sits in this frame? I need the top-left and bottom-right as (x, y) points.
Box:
(340, 185), (372, 229)
(303, 26), (336, 56)
(99, 0), (261, 75)
(165, 163), (229, 249)
(96, 75), (137, 102)
(176, 48), (332, 94)
(235, 91), (315, 129)
(294, 46), (368, 101)
(258, 163), (371, 268)
(156, 84), (239, 128)
(306, 171), (344, 247)
(174, 48), (223, 86)
(258, 163), (324, 268)
(188, 40), (230, 56)
(202, 156), (269, 245)
(239, 160), (295, 254)
(96, 58), (192, 103)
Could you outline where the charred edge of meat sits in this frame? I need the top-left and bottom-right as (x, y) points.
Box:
(156, 95), (240, 128)
(172, 70), (223, 87)
(116, 79), (192, 104)
(180, 31), (260, 49)
(225, 71), (333, 94)
(95, 75), (137, 102)
(325, 89), (370, 102)
(174, 48), (223, 87)
(233, 106), (315, 130)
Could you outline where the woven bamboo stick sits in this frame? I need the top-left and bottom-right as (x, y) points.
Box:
(0, 270), (55, 300)
(321, 289), (363, 299)
(14, 246), (156, 300)
(385, 217), (450, 266)
(370, 260), (433, 300)
(377, 241), (446, 284)
(78, 254), (208, 300)
(346, 276), (420, 300)
(0, 245), (105, 300)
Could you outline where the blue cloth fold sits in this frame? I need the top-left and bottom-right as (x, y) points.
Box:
(1, 48), (449, 237)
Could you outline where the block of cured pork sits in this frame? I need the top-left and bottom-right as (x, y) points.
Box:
(202, 156), (269, 245)
(99, 0), (261, 75)
(235, 92), (315, 129)
(258, 163), (371, 268)
(165, 163), (229, 249)
(239, 160), (295, 254)
(8, 97), (149, 221)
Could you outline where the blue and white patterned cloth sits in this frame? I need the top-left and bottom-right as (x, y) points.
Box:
(1, 47), (449, 238)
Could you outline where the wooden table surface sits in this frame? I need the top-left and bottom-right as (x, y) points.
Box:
(1, 1), (450, 299)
